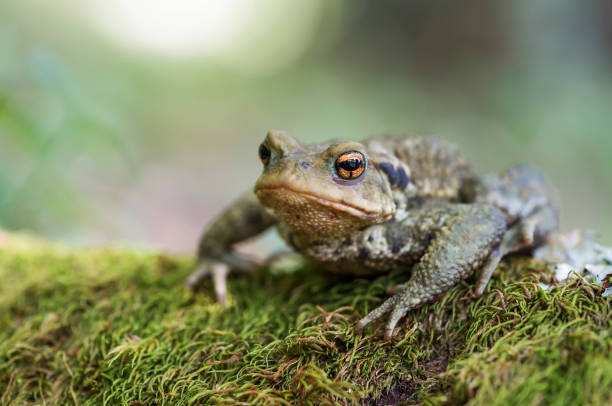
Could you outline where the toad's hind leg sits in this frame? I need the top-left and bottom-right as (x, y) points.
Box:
(357, 205), (506, 339)
(469, 165), (560, 254)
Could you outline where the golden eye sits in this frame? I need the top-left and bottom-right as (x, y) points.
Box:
(258, 142), (271, 165)
(335, 150), (365, 179)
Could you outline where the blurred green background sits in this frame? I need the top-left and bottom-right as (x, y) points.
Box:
(1, 0), (611, 252)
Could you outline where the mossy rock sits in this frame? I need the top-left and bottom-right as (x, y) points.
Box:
(0, 232), (611, 405)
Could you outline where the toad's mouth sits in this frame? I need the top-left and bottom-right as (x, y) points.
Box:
(255, 184), (378, 219)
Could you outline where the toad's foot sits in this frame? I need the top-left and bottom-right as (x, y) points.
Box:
(185, 261), (229, 304)
(185, 253), (262, 304)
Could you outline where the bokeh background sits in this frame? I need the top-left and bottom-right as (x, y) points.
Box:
(1, 0), (611, 253)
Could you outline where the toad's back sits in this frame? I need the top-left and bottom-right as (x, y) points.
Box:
(364, 135), (476, 200)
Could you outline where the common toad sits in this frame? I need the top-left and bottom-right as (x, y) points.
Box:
(188, 131), (559, 338)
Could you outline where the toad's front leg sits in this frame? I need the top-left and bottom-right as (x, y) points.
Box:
(187, 192), (277, 302)
(357, 204), (506, 339)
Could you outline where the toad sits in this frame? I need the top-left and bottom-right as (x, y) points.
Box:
(188, 131), (559, 338)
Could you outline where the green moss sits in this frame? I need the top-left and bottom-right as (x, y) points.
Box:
(0, 233), (610, 405)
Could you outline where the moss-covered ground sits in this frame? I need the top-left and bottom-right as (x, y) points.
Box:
(1, 232), (611, 405)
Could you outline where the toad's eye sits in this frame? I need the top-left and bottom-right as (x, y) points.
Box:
(258, 142), (271, 165)
(335, 150), (366, 180)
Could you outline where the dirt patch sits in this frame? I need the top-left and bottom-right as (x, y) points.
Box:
(365, 379), (421, 406)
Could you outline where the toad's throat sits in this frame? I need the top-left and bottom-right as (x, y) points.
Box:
(255, 184), (378, 219)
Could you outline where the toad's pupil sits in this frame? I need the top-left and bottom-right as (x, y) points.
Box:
(339, 158), (362, 171)
(259, 143), (270, 162)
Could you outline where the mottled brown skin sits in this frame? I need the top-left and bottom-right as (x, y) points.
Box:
(189, 131), (559, 338)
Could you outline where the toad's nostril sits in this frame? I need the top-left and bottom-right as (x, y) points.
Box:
(300, 161), (311, 169)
